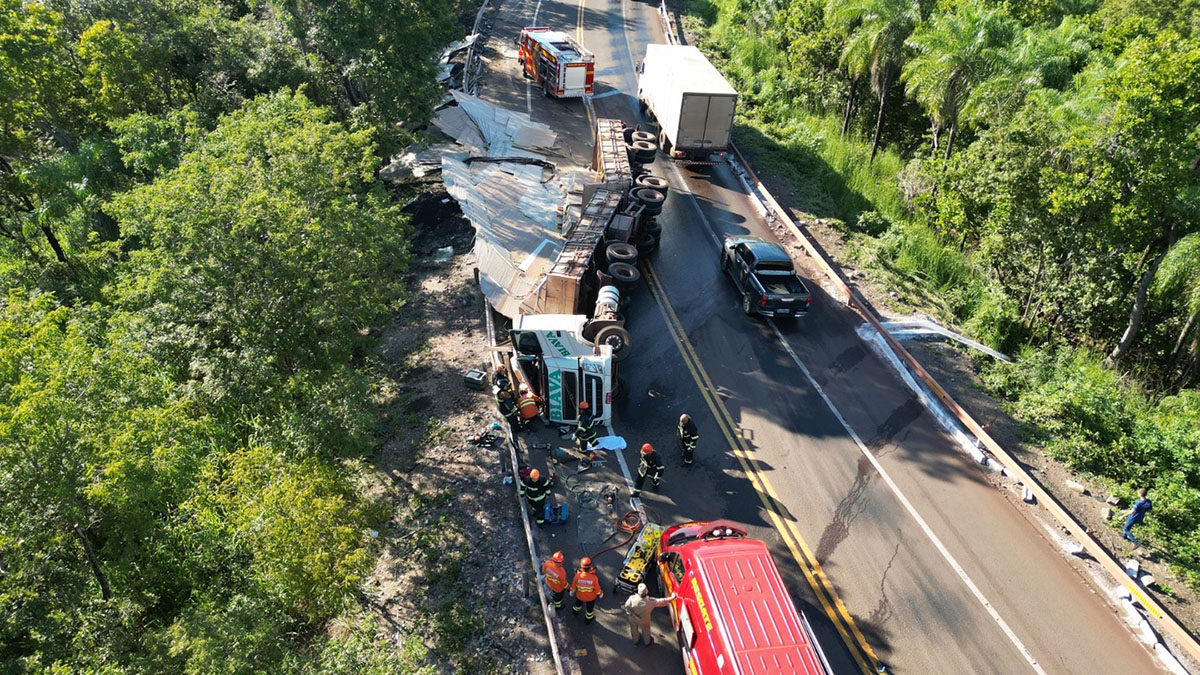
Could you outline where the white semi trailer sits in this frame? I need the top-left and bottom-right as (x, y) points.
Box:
(637, 44), (738, 158)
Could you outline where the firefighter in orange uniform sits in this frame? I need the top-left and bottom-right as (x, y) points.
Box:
(542, 551), (569, 610)
(570, 557), (603, 623)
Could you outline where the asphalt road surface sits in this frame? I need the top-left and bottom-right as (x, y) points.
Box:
(478, 0), (1163, 672)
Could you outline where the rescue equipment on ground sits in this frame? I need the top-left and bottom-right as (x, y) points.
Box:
(615, 522), (665, 595)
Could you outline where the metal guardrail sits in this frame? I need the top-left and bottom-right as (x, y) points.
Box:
(483, 294), (569, 675)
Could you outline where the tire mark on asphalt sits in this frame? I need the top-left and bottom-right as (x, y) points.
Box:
(816, 455), (875, 561)
(867, 541), (901, 629)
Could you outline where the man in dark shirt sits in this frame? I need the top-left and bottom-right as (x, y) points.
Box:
(1123, 487), (1152, 550)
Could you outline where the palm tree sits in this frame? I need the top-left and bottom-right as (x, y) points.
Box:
(826, 0), (922, 162)
(964, 17), (1092, 130)
(902, 4), (1016, 164)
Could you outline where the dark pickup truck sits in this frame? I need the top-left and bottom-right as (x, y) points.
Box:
(721, 235), (811, 318)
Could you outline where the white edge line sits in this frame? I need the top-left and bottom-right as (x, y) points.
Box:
(767, 320), (1046, 675)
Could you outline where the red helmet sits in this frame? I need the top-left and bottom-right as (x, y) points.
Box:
(641, 443), (653, 454)
(579, 401), (590, 410)
(581, 556), (593, 569)
(530, 469), (541, 481)
(552, 550), (564, 563)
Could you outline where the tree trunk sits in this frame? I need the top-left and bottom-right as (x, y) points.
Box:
(841, 78), (858, 137)
(1107, 248), (1166, 364)
(940, 122), (957, 170)
(1021, 256), (1045, 325)
(870, 88), (887, 163)
(41, 225), (67, 263)
(1169, 308), (1200, 371)
(72, 524), (112, 601)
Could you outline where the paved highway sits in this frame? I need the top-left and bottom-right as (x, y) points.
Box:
(477, 0), (1162, 672)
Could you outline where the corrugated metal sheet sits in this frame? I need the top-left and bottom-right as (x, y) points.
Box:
(430, 91), (589, 318)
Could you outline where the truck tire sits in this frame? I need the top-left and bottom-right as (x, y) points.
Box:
(606, 242), (638, 266)
(633, 187), (665, 215)
(595, 325), (633, 362)
(608, 261), (641, 287)
(635, 174), (669, 195)
(635, 234), (659, 257)
(636, 143), (658, 164)
(623, 126), (635, 144)
(627, 140), (656, 162)
(641, 219), (662, 238)
(631, 130), (656, 144)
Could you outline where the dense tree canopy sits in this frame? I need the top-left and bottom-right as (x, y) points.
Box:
(0, 0), (459, 671)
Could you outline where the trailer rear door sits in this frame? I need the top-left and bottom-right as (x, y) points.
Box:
(677, 93), (736, 152)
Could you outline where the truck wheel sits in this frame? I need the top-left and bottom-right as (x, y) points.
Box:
(608, 261), (641, 287)
(623, 126), (635, 144)
(628, 140), (655, 160)
(641, 219), (663, 238)
(595, 325), (633, 362)
(742, 293), (754, 315)
(636, 143), (658, 164)
(635, 234), (659, 257)
(631, 130), (656, 144)
(635, 174), (669, 195)
(633, 187), (665, 215)
(606, 242), (638, 266)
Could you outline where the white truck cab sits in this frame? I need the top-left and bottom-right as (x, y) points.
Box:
(510, 314), (615, 425)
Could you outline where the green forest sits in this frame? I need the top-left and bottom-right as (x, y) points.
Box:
(0, 0), (465, 671)
(681, 0), (1200, 587)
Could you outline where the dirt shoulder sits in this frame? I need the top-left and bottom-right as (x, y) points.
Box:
(359, 185), (554, 674)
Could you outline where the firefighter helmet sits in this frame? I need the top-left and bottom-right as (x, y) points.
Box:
(552, 550), (564, 563)
(579, 401), (590, 410)
(641, 443), (653, 454)
(530, 469), (541, 481)
(581, 557), (593, 569)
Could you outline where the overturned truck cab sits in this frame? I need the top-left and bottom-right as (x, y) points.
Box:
(509, 310), (624, 426)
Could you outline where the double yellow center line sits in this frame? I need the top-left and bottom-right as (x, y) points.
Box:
(641, 261), (880, 674)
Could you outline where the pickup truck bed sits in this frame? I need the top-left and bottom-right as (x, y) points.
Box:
(721, 236), (811, 318)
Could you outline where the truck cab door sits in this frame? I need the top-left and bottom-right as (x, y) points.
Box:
(543, 357), (577, 423)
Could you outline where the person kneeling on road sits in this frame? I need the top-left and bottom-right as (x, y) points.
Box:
(542, 551), (569, 611)
(632, 443), (664, 498)
(519, 468), (551, 525)
(571, 557), (603, 623)
(623, 583), (675, 646)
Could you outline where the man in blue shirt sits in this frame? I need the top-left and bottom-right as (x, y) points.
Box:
(1123, 488), (1153, 550)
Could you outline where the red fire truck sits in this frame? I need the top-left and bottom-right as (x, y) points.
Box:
(656, 520), (834, 675)
(517, 27), (595, 98)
